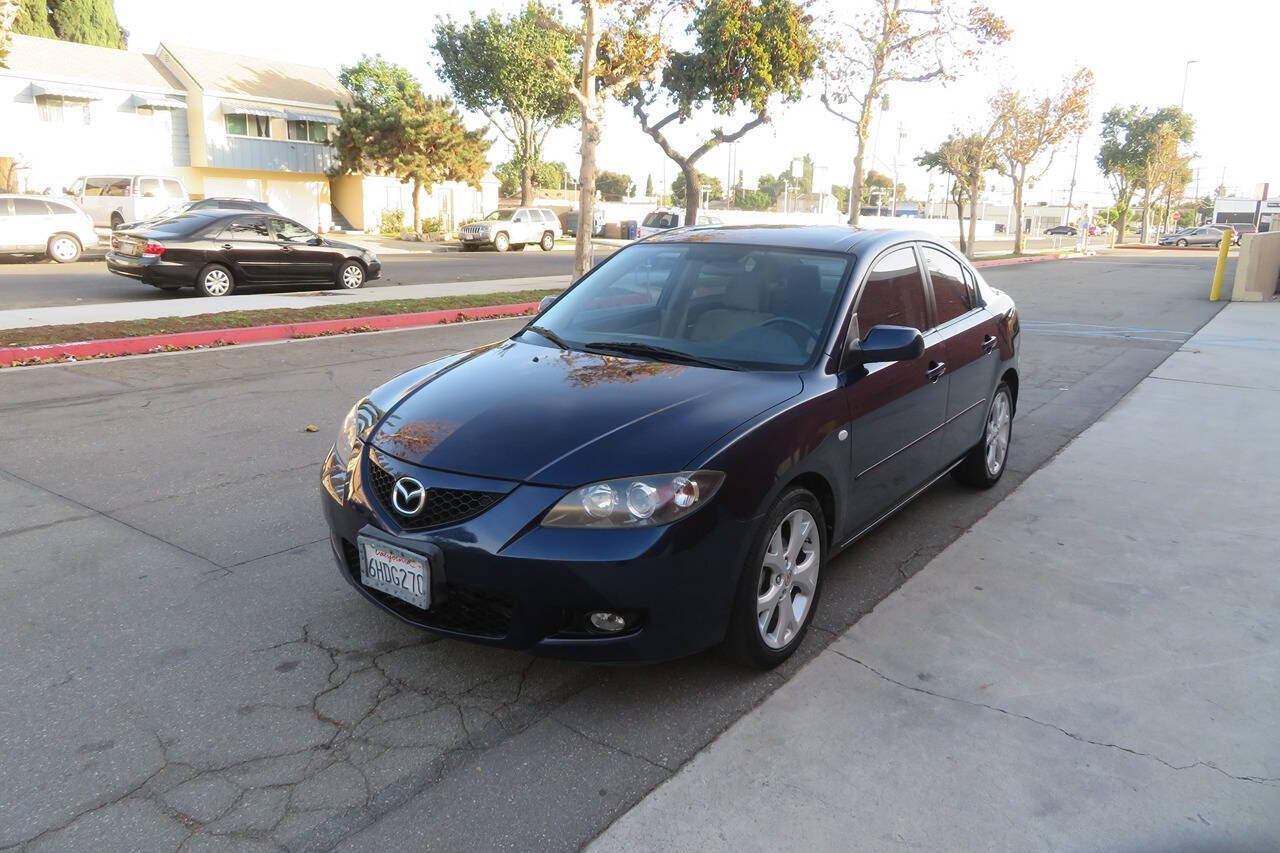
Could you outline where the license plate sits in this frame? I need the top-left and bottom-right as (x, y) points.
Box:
(119, 243), (139, 256)
(358, 536), (430, 610)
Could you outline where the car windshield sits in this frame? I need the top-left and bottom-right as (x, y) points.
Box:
(485, 210), (515, 221)
(521, 243), (851, 371)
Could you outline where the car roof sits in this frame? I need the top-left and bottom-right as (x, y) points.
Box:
(640, 224), (941, 254)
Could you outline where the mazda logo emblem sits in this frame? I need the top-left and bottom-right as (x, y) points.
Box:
(391, 477), (426, 516)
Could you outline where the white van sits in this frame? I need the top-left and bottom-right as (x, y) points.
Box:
(636, 209), (723, 239)
(67, 175), (188, 230)
(0, 194), (99, 263)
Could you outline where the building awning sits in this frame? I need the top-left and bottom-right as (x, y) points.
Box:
(31, 82), (103, 100)
(220, 99), (287, 118)
(133, 93), (187, 109)
(284, 109), (340, 124)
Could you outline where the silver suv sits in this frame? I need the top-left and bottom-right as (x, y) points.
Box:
(459, 207), (561, 252)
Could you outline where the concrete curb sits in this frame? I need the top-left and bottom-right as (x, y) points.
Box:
(972, 252), (1079, 268)
(0, 301), (538, 367)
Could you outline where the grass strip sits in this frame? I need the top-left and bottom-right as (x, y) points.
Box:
(1, 289), (564, 348)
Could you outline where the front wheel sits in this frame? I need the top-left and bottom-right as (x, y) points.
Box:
(196, 264), (235, 297)
(47, 234), (82, 263)
(953, 382), (1013, 488)
(1176, 239), (1188, 247)
(493, 232), (510, 252)
(725, 488), (826, 669)
(539, 232), (555, 251)
(337, 260), (365, 289)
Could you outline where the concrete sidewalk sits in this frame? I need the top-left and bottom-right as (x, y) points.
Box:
(0, 275), (567, 331)
(594, 303), (1280, 851)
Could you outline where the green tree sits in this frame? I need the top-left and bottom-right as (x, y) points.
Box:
(820, 0), (1009, 226)
(1, 0), (22, 66)
(15, 0), (127, 47)
(596, 169), (632, 201)
(631, 0), (818, 226)
(1096, 105), (1193, 243)
(671, 171), (722, 205)
(645, 174), (654, 197)
(738, 188), (773, 211)
(433, 4), (577, 207)
(918, 132), (1000, 256)
(495, 158), (570, 196)
(12, 0), (56, 39)
(333, 56), (489, 233)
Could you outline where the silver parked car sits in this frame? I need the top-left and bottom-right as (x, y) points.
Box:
(0, 194), (99, 263)
(459, 207), (562, 252)
(1158, 226), (1225, 248)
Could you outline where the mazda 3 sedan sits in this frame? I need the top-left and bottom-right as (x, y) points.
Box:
(321, 226), (1019, 667)
(107, 210), (380, 296)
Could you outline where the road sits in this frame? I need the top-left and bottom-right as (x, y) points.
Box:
(0, 234), (1110, 310)
(0, 254), (1222, 849)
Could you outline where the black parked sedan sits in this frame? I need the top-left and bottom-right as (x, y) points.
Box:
(107, 211), (380, 296)
(321, 226), (1019, 667)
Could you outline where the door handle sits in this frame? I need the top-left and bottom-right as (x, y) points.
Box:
(926, 361), (947, 382)
(982, 334), (998, 354)
(220, 243), (232, 250)
(280, 245), (295, 252)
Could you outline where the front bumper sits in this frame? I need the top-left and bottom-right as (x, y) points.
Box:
(321, 444), (754, 662)
(459, 231), (493, 245)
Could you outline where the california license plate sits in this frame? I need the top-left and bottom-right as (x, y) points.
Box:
(358, 536), (430, 610)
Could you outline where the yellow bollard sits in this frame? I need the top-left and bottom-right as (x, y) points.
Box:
(1109, 227), (1116, 249)
(1209, 228), (1234, 301)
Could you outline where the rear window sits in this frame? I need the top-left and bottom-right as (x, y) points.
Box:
(13, 198), (51, 215)
(643, 212), (679, 228)
(45, 200), (77, 215)
(147, 214), (215, 235)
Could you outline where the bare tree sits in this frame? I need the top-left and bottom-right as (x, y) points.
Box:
(917, 130), (1000, 257)
(538, 1), (666, 278)
(819, 0), (1009, 226)
(990, 68), (1093, 255)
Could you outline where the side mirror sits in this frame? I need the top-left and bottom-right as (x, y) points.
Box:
(309, 236), (324, 246)
(538, 295), (557, 313)
(844, 324), (925, 368)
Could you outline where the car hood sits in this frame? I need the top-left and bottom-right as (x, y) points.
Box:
(368, 339), (803, 485)
(320, 237), (365, 252)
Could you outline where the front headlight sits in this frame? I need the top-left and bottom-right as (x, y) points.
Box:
(541, 471), (725, 529)
(334, 401), (362, 467)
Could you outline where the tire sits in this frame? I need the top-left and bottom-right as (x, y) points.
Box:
(195, 263), (235, 297)
(1176, 239), (1188, 247)
(110, 212), (124, 230)
(953, 382), (1013, 488)
(1213, 240), (1221, 249)
(725, 488), (826, 669)
(47, 234), (81, 263)
(493, 232), (510, 252)
(539, 231), (555, 252)
(337, 260), (365, 290)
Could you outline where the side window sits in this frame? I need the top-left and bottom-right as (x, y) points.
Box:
(45, 200), (75, 215)
(271, 218), (312, 242)
(84, 177), (108, 196)
(162, 180), (183, 198)
(513, 210), (529, 223)
(921, 246), (972, 325)
(222, 216), (270, 240)
(0, 200), (11, 216)
(855, 246), (928, 336)
(138, 178), (162, 198)
(104, 178), (131, 197)
(13, 198), (51, 215)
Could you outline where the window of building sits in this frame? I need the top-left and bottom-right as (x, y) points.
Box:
(921, 246), (972, 325)
(855, 246), (928, 335)
(286, 120), (330, 143)
(225, 113), (271, 138)
(36, 95), (91, 125)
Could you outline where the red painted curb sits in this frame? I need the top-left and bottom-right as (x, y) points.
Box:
(0, 301), (539, 367)
(1108, 243), (1221, 251)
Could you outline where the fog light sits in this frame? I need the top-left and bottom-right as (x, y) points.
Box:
(589, 611), (627, 633)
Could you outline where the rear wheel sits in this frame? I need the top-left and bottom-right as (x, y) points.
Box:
(953, 382), (1013, 488)
(110, 212), (124, 230)
(725, 488), (826, 669)
(337, 260), (365, 289)
(1176, 238), (1188, 247)
(196, 264), (234, 297)
(47, 234), (81, 263)
(493, 232), (510, 252)
(540, 232), (555, 251)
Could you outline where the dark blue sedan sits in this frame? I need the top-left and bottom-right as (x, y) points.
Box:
(320, 226), (1019, 667)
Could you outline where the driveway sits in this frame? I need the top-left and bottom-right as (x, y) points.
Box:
(0, 254), (1224, 849)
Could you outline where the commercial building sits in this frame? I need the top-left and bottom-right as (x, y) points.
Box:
(1212, 196), (1277, 232)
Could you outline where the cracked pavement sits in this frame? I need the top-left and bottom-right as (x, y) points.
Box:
(0, 256), (1234, 850)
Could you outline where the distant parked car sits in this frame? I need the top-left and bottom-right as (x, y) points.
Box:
(564, 207), (605, 237)
(1159, 226), (1224, 248)
(1209, 222), (1254, 245)
(1045, 224), (1077, 236)
(106, 211), (380, 296)
(116, 197), (275, 231)
(459, 207), (561, 252)
(636, 209), (723, 239)
(66, 174), (188, 230)
(0, 194), (98, 263)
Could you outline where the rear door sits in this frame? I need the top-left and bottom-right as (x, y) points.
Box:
(270, 216), (331, 281)
(0, 198), (18, 250)
(511, 209), (533, 243)
(216, 215), (275, 282)
(841, 245), (951, 531)
(920, 244), (1000, 462)
(12, 197), (53, 250)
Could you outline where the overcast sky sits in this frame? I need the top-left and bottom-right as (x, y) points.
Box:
(116, 0), (1277, 206)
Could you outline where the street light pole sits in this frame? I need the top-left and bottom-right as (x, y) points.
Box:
(1180, 59), (1198, 110)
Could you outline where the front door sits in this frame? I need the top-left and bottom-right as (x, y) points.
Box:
(841, 244), (950, 532)
(920, 244), (1001, 462)
(217, 215), (276, 282)
(270, 217), (332, 281)
(12, 197), (53, 251)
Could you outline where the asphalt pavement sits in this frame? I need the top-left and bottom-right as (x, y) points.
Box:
(0, 254), (1224, 850)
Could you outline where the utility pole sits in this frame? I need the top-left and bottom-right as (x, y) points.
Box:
(891, 124), (905, 216)
(1065, 132), (1082, 213)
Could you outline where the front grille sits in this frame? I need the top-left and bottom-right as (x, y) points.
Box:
(341, 540), (512, 638)
(366, 460), (502, 531)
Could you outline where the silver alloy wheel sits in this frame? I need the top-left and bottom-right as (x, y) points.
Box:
(340, 263), (364, 288)
(49, 236), (79, 262)
(494, 232), (509, 252)
(985, 388), (1012, 477)
(541, 232), (554, 251)
(202, 268), (231, 296)
(757, 508), (820, 650)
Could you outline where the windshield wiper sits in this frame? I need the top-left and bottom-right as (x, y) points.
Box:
(523, 324), (569, 350)
(584, 340), (742, 371)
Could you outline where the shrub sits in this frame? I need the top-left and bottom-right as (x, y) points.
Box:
(419, 216), (444, 234)
(379, 208), (405, 236)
